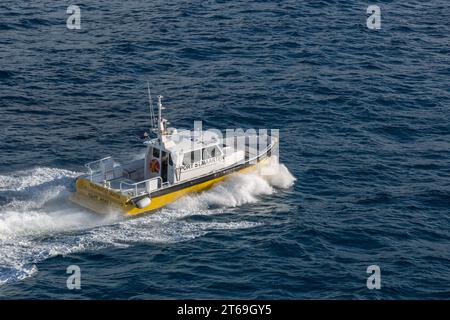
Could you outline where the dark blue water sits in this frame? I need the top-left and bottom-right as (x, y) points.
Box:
(1, 0), (449, 299)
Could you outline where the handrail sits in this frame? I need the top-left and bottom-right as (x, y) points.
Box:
(119, 176), (163, 197)
(246, 143), (273, 164)
(143, 129), (192, 145)
(84, 156), (114, 181)
(84, 156), (112, 169)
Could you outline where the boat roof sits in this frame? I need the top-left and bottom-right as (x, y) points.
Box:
(148, 128), (221, 154)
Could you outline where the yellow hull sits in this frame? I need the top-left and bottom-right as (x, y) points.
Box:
(70, 160), (263, 217)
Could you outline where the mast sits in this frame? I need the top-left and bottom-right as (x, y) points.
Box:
(147, 82), (156, 133)
(157, 95), (164, 141)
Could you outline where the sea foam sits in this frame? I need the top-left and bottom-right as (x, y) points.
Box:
(0, 159), (295, 285)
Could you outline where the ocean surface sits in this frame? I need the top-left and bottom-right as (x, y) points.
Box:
(0, 0), (449, 299)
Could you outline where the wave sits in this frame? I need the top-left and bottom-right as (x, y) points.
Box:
(169, 156), (296, 211)
(0, 158), (295, 285)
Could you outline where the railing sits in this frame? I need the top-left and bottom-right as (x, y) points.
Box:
(119, 176), (163, 198)
(84, 156), (115, 182)
(143, 129), (192, 145)
(244, 136), (277, 164)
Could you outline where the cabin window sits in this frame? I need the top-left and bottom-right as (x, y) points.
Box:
(153, 147), (160, 158)
(182, 152), (191, 165)
(182, 150), (202, 165)
(202, 146), (219, 160)
(193, 150), (201, 162)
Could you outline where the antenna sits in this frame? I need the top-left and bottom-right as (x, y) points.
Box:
(147, 82), (157, 133)
(157, 95), (164, 139)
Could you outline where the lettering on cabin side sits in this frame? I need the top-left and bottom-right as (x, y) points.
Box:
(180, 156), (221, 171)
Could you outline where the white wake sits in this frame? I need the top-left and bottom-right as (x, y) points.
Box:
(0, 158), (295, 285)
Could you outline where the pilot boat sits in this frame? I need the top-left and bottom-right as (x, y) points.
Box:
(70, 91), (278, 216)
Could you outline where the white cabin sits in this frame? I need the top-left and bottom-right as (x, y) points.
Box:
(82, 95), (274, 200)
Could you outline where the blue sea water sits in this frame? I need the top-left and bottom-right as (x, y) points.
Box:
(0, 0), (449, 299)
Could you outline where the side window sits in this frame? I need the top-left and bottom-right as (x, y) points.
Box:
(183, 152), (191, 165)
(193, 150), (201, 162)
(203, 146), (219, 160)
(182, 150), (202, 165)
(153, 148), (160, 158)
(169, 154), (173, 166)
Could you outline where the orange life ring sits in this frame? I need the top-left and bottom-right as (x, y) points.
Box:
(150, 159), (160, 173)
